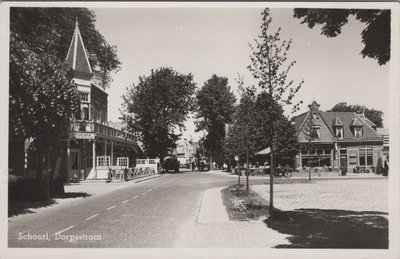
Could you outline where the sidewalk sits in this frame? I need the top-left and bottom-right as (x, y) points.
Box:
(205, 169), (385, 180)
(175, 187), (290, 248)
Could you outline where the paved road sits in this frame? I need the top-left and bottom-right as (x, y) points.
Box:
(8, 171), (241, 248)
(8, 170), (381, 248)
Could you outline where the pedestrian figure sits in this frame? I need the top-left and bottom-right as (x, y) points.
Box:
(384, 160), (389, 176)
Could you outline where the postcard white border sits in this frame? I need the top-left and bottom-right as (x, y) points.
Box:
(0, 2), (398, 259)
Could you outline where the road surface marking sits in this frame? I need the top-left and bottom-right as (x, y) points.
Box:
(147, 189), (153, 192)
(141, 192), (146, 195)
(85, 214), (99, 221)
(55, 225), (74, 235)
(153, 186), (158, 189)
(122, 200), (129, 204)
(132, 195), (138, 199)
(106, 206), (116, 210)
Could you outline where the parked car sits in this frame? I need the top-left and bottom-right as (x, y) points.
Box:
(163, 157), (180, 173)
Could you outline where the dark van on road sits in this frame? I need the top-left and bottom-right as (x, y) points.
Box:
(162, 157), (180, 173)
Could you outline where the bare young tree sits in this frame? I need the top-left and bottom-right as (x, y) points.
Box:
(248, 8), (304, 222)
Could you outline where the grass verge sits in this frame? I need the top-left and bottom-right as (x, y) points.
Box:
(221, 184), (269, 221)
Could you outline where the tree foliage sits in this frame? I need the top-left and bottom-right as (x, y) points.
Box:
(10, 7), (121, 88)
(248, 8), (303, 155)
(225, 78), (257, 161)
(328, 102), (384, 127)
(122, 67), (196, 159)
(251, 92), (299, 162)
(195, 75), (236, 166)
(9, 42), (80, 146)
(294, 8), (390, 65)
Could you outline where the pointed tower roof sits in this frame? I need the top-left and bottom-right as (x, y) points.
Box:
(308, 100), (320, 113)
(65, 19), (92, 75)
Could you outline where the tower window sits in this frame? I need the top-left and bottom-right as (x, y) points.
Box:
(80, 93), (89, 102)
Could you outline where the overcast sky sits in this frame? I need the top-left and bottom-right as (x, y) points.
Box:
(92, 7), (389, 141)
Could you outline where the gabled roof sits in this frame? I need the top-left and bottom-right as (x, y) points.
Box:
(293, 102), (382, 142)
(350, 117), (364, 127)
(332, 117), (343, 126)
(319, 111), (381, 141)
(65, 20), (92, 75)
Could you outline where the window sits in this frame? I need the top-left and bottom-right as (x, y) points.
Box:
(80, 93), (89, 102)
(354, 127), (363, 138)
(311, 126), (321, 139)
(359, 148), (373, 166)
(96, 156), (110, 167)
(335, 127), (343, 139)
(82, 107), (89, 121)
(117, 157), (129, 167)
(312, 113), (318, 119)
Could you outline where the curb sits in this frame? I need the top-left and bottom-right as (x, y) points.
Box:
(134, 174), (164, 183)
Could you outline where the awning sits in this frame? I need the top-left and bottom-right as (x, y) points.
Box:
(255, 147), (271, 155)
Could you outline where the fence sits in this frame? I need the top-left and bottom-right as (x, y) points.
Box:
(106, 157), (159, 181)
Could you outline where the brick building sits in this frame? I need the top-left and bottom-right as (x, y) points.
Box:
(294, 101), (384, 173)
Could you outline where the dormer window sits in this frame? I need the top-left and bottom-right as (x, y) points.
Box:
(335, 127), (343, 139)
(354, 127), (363, 138)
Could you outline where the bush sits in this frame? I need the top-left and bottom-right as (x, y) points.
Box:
(8, 172), (50, 201)
(376, 157), (384, 175)
(8, 174), (23, 200)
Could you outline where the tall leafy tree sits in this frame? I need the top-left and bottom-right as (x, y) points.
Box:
(121, 67), (196, 161)
(195, 75), (236, 168)
(328, 102), (384, 127)
(9, 40), (80, 180)
(225, 78), (256, 190)
(248, 8), (304, 220)
(294, 8), (390, 65)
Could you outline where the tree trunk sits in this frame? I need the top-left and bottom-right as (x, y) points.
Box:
(246, 147), (249, 192)
(35, 143), (50, 201)
(269, 141), (274, 222)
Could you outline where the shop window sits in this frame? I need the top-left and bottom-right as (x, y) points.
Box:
(86, 157), (93, 168)
(359, 148), (373, 166)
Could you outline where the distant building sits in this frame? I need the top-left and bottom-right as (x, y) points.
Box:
(293, 101), (384, 173)
(172, 138), (198, 166)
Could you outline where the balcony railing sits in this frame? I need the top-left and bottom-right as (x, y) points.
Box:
(70, 120), (137, 143)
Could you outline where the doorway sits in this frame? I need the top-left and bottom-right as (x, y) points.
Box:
(69, 149), (80, 180)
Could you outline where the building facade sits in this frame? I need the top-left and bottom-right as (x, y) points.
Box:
(17, 21), (141, 181)
(294, 101), (384, 173)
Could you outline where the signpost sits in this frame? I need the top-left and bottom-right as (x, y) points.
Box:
(234, 155), (240, 185)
